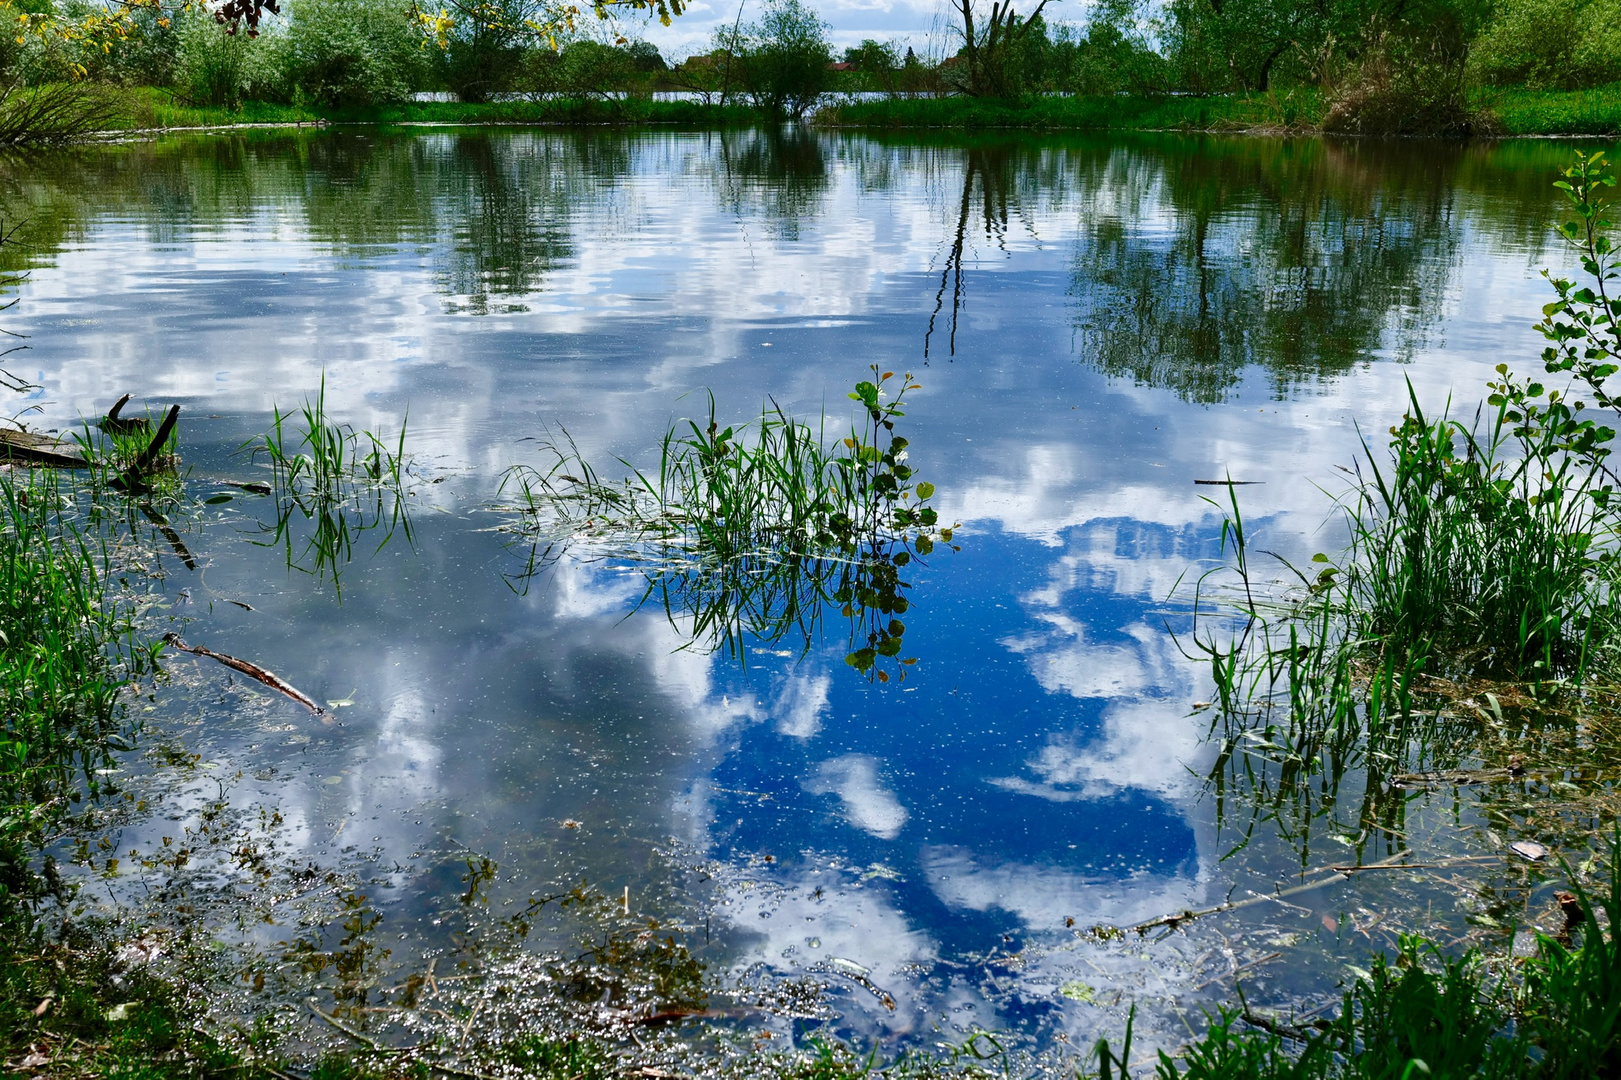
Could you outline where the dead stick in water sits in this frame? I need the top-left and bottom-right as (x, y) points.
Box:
(163, 633), (330, 721)
(1125, 851), (1417, 934)
(133, 404), (179, 474)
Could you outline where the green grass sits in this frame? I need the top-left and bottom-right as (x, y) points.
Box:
(111, 86), (760, 131)
(0, 470), (153, 905)
(1485, 83), (1621, 136)
(246, 375), (412, 594)
(820, 87), (1621, 135)
(74, 84), (1621, 137)
(816, 91), (1324, 132)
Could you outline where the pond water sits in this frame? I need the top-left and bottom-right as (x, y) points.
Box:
(4, 129), (1608, 1067)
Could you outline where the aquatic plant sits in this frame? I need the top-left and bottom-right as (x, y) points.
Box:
(0, 469), (154, 911)
(244, 375), (412, 594)
(1182, 150), (1621, 859)
(504, 367), (952, 678)
(1084, 833), (1621, 1078)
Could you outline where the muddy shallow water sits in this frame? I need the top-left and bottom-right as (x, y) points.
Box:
(4, 128), (1608, 1065)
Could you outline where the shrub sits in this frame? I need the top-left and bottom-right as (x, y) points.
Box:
(1320, 32), (1491, 136)
(1469, 0), (1621, 89)
(175, 10), (280, 108)
(0, 82), (122, 143)
(281, 0), (422, 108)
(739, 0), (832, 118)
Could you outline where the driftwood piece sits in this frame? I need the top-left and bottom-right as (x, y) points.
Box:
(163, 632), (331, 722)
(0, 427), (89, 468)
(132, 404), (178, 474)
(100, 394), (151, 436)
(111, 404), (180, 493)
(0, 399), (173, 473)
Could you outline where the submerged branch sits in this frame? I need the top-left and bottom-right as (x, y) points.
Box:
(163, 633), (331, 722)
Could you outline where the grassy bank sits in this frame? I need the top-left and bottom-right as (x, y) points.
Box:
(816, 92), (1324, 133)
(1485, 84), (1621, 136)
(80, 85), (1621, 137)
(110, 86), (759, 132)
(818, 88), (1621, 136)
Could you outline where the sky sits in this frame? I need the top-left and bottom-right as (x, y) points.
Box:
(618, 0), (1090, 65)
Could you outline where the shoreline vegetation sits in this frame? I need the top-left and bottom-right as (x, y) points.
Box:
(58, 85), (1621, 138)
(6, 148), (1621, 1077)
(6, 0), (1621, 148)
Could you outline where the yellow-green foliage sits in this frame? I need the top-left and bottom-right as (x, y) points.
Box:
(1470, 0), (1621, 88)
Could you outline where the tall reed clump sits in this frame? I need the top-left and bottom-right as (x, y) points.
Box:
(246, 375), (412, 593)
(1338, 149), (1621, 688)
(1187, 150), (1621, 853)
(505, 367), (952, 678)
(0, 470), (151, 916)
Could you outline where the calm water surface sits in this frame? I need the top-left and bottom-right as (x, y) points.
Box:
(3, 129), (1601, 1062)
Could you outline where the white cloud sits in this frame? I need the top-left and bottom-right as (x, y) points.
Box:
(774, 671), (832, 737)
(805, 754), (909, 838)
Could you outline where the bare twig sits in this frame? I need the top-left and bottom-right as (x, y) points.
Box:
(164, 633), (331, 721)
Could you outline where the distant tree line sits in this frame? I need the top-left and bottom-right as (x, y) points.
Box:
(0, 0), (1614, 122)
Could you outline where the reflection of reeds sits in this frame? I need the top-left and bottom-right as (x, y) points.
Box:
(503, 369), (950, 678)
(245, 376), (412, 595)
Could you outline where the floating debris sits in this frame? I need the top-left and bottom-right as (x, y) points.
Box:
(1511, 840), (1550, 862)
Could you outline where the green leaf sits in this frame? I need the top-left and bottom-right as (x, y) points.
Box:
(205, 494), (234, 505)
(916, 481), (935, 500)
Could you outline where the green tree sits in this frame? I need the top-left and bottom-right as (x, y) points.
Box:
(623, 38), (665, 71)
(283, 0), (424, 106)
(739, 0), (832, 118)
(1469, 0), (1621, 88)
(1164, 0), (1490, 93)
(942, 0), (1056, 97)
(432, 0), (527, 103)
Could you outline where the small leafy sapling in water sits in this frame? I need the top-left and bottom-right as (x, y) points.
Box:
(1497, 149), (1621, 497)
(834, 366), (955, 683)
(1480, 153), (1621, 516)
(1543, 150), (1621, 404)
(837, 365), (945, 546)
